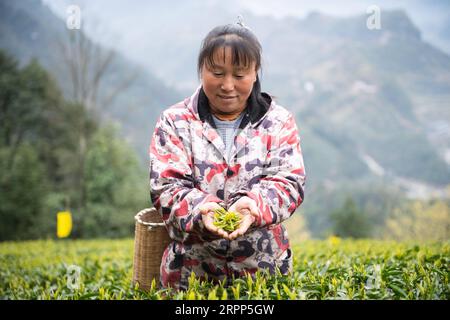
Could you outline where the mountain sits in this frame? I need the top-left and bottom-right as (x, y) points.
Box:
(29, 1), (449, 191)
(0, 0), (182, 162)
(53, 2), (449, 190)
(250, 10), (450, 186)
(1, 0), (449, 237)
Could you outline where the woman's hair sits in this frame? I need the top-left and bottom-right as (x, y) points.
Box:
(197, 24), (270, 110)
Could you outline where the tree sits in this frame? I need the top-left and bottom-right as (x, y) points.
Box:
(80, 124), (147, 238)
(330, 197), (372, 238)
(0, 143), (48, 240)
(0, 52), (56, 240)
(0, 50), (147, 240)
(0, 53), (58, 169)
(384, 199), (450, 241)
(56, 28), (137, 210)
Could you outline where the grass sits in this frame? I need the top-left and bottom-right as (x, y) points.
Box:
(0, 238), (448, 300)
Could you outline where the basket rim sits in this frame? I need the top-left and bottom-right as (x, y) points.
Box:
(135, 208), (165, 227)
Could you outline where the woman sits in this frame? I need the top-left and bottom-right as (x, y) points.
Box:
(149, 23), (306, 290)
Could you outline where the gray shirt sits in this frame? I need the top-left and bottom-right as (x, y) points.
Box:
(212, 112), (245, 162)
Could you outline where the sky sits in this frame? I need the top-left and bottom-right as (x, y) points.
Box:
(42, 0), (450, 56)
(42, 0), (450, 45)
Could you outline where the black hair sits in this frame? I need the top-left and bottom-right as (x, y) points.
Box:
(197, 24), (270, 110)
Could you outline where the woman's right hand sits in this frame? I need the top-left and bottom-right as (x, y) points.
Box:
(199, 202), (230, 240)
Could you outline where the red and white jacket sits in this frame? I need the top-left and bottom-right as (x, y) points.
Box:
(149, 86), (306, 289)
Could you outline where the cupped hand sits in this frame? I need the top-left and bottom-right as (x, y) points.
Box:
(227, 196), (260, 240)
(199, 202), (230, 240)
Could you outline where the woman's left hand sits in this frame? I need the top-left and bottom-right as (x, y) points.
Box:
(227, 196), (260, 240)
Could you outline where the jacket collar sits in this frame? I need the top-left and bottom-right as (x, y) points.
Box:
(197, 87), (272, 129)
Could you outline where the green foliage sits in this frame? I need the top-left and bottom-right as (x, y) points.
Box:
(0, 239), (448, 300)
(384, 199), (450, 242)
(302, 180), (408, 239)
(79, 124), (148, 238)
(0, 50), (148, 240)
(85, 125), (146, 208)
(0, 51), (57, 241)
(330, 197), (372, 239)
(0, 144), (48, 241)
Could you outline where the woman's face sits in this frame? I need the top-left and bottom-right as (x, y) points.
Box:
(201, 47), (257, 120)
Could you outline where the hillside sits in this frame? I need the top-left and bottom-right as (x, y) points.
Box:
(1, 1), (449, 237)
(2, 1), (448, 188)
(127, 7), (450, 188)
(0, 0), (182, 162)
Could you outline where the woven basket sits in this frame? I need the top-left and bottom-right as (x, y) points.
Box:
(132, 207), (171, 291)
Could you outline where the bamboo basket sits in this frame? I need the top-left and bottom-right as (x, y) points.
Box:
(132, 207), (171, 291)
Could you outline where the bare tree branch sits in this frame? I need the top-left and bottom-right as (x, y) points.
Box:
(54, 18), (138, 209)
(101, 68), (139, 111)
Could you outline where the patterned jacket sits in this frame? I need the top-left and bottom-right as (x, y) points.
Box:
(149, 86), (306, 290)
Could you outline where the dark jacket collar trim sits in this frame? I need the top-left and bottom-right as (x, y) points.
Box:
(197, 87), (272, 129)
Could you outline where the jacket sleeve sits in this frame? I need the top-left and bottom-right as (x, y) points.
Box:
(228, 114), (306, 228)
(149, 114), (224, 243)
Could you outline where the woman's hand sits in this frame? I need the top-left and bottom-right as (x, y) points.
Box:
(227, 196), (260, 240)
(199, 202), (230, 240)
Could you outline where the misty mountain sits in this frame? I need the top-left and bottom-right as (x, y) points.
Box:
(250, 10), (450, 188)
(1, 0), (449, 237)
(57, 2), (449, 191)
(1, 0), (449, 190)
(257, 13), (449, 190)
